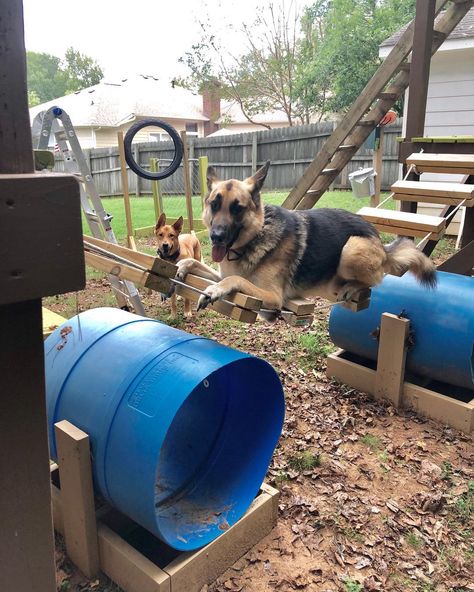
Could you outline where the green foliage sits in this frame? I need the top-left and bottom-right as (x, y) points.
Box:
(343, 577), (363, 592)
(296, 0), (416, 116)
(287, 451), (322, 471)
(361, 433), (382, 450)
(450, 480), (474, 524)
(27, 47), (103, 104)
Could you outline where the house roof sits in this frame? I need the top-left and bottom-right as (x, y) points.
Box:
(29, 75), (209, 127)
(380, 7), (474, 48)
(218, 101), (289, 126)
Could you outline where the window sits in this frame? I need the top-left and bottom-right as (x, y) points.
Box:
(149, 132), (170, 142)
(185, 122), (199, 137)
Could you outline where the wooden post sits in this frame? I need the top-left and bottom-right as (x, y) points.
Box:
(150, 158), (164, 222)
(0, 2), (84, 591)
(118, 131), (136, 250)
(134, 143), (141, 197)
(181, 130), (194, 231)
(251, 134), (258, 174)
(55, 421), (100, 578)
(198, 155), (209, 207)
(401, 0), (436, 215)
(374, 313), (410, 407)
(371, 127), (384, 207)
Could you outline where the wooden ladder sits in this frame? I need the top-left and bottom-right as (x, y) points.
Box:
(358, 152), (474, 244)
(282, 0), (473, 211)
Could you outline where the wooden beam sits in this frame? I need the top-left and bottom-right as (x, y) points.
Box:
(283, 298), (315, 316)
(392, 180), (474, 199)
(55, 421), (100, 578)
(181, 131), (194, 231)
(374, 313), (410, 407)
(118, 131), (135, 247)
(437, 239), (474, 275)
(358, 207), (446, 233)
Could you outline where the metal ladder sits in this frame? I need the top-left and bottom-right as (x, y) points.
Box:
(282, 0), (473, 211)
(32, 106), (145, 315)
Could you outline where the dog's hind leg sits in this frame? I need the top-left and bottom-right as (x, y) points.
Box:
(184, 298), (192, 318)
(170, 292), (178, 317)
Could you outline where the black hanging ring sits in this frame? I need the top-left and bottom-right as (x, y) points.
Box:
(123, 119), (183, 180)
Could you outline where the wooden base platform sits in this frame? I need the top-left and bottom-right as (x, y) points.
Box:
(326, 314), (474, 434)
(51, 421), (279, 592)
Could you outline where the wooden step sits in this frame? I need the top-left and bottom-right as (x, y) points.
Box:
(392, 192), (474, 207)
(406, 153), (474, 174)
(336, 144), (356, 151)
(391, 180), (474, 199)
(358, 207), (446, 239)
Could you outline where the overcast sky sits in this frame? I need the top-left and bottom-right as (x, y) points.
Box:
(23, 0), (311, 84)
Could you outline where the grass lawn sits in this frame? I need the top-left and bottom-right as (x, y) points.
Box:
(86, 190), (394, 242)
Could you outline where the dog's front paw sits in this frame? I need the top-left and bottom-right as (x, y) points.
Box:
(176, 258), (196, 281)
(197, 284), (226, 311)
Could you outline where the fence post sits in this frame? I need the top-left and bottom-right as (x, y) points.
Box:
(251, 134), (258, 174)
(133, 143), (141, 197)
(117, 131), (135, 249)
(150, 158), (164, 222)
(180, 131), (194, 231)
(198, 155), (209, 207)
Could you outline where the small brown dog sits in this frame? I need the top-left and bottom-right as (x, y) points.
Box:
(155, 213), (202, 317)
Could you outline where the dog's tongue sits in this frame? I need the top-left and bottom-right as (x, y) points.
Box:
(212, 245), (227, 262)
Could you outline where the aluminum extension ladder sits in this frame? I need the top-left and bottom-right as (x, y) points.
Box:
(32, 106), (145, 315)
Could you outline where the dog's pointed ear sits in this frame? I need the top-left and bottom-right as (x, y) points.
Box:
(172, 216), (184, 234)
(155, 212), (166, 230)
(207, 166), (220, 192)
(245, 161), (270, 206)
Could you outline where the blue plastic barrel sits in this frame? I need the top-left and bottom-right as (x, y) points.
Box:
(44, 308), (285, 551)
(329, 271), (474, 391)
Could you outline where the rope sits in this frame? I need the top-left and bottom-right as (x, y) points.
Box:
(416, 198), (467, 250)
(375, 162), (419, 209)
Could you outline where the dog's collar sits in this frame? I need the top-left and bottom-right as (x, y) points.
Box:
(158, 247), (180, 262)
(227, 248), (244, 261)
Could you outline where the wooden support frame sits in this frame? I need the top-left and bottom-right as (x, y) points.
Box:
(198, 155), (209, 207)
(50, 423), (279, 592)
(326, 312), (474, 434)
(55, 421), (99, 577)
(118, 131), (136, 249)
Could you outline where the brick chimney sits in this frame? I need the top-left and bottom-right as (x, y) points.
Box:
(202, 87), (221, 136)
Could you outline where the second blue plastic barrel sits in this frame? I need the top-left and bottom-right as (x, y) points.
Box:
(44, 308), (285, 551)
(329, 271), (474, 390)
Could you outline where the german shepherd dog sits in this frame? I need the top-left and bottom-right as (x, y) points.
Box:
(155, 213), (202, 317)
(175, 161), (436, 313)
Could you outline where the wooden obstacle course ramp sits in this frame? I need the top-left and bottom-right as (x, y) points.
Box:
(358, 206), (446, 239)
(392, 179), (474, 199)
(406, 152), (474, 175)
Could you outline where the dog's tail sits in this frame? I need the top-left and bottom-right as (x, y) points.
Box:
(383, 237), (437, 288)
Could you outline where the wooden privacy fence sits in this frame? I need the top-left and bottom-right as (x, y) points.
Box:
(52, 120), (402, 197)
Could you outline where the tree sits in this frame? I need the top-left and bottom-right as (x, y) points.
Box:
(27, 48), (103, 105)
(298, 0), (416, 116)
(179, 3), (310, 128)
(62, 47), (103, 93)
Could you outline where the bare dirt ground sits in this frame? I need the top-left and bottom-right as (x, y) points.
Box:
(45, 238), (473, 592)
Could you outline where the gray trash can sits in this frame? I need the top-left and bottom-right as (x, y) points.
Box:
(349, 167), (377, 198)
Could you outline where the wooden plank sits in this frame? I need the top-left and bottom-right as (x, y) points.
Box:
(392, 192), (474, 207)
(327, 350), (473, 433)
(55, 421), (100, 578)
(42, 307), (66, 339)
(437, 239), (474, 275)
(0, 174), (85, 305)
(374, 313), (410, 407)
(371, 223), (444, 239)
(408, 165), (474, 176)
(391, 180), (474, 199)
(198, 155), (209, 206)
(84, 251), (171, 294)
(118, 131), (134, 240)
(358, 207), (446, 233)
(84, 235), (177, 278)
(404, 384), (474, 435)
(175, 282), (257, 324)
(406, 153), (474, 170)
(99, 524), (170, 592)
(280, 312), (314, 327)
(186, 274), (262, 311)
(283, 298), (315, 316)
(164, 489), (278, 592)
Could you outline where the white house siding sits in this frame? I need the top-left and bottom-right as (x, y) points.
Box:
(401, 46), (474, 235)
